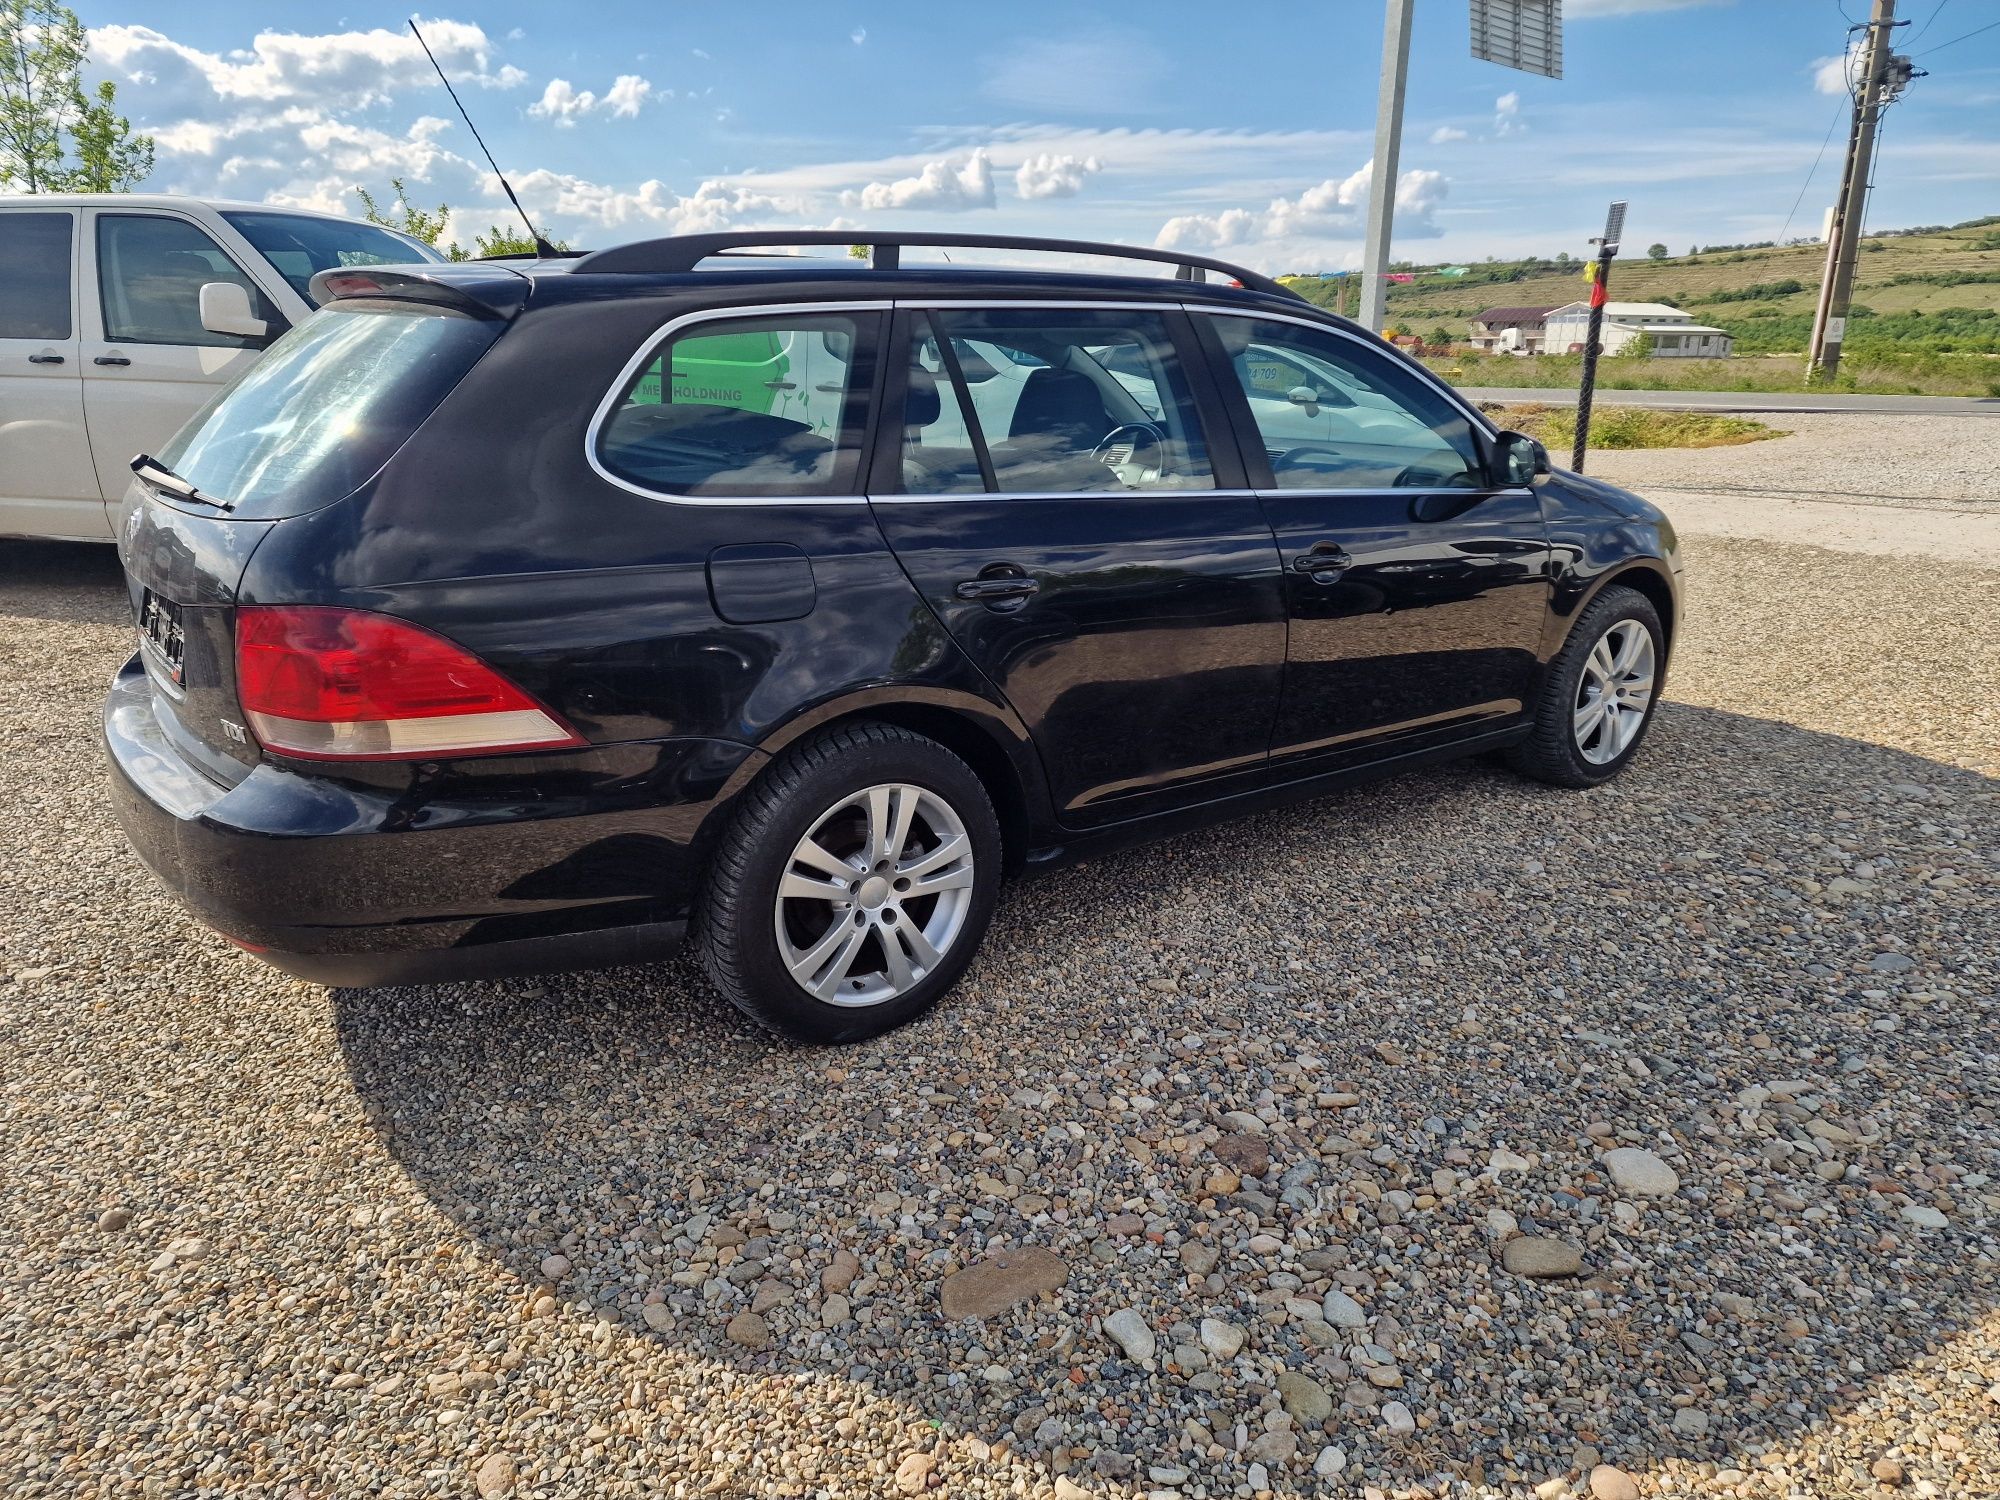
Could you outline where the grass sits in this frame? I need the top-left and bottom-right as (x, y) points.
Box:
(1485, 403), (1786, 451)
(1423, 349), (2000, 398)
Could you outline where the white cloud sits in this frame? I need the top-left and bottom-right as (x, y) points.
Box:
(1429, 125), (1469, 145)
(1814, 40), (1864, 96)
(1569, 0), (1730, 13)
(851, 27), (867, 45)
(1155, 159), (1448, 258)
(529, 74), (654, 125)
(1013, 152), (1104, 200)
(1494, 92), (1523, 136)
(843, 150), (997, 212)
(87, 20), (525, 114)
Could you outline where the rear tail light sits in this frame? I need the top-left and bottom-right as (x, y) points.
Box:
(234, 606), (586, 761)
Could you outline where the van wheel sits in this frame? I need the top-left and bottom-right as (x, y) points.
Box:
(1506, 584), (1665, 788)
(697, 722), (1002, 1043)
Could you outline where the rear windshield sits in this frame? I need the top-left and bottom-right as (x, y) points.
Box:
(158, 301), (500, 518)
(222, 211), (442, 301)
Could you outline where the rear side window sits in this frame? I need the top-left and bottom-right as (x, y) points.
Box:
(0, 211), (73, 340)
(596, 312), (876, 498)
(96, 214), (281, 347)
(157, 301), (501, 518)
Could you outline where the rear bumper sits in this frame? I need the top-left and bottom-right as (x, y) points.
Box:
(102, 654), (760, 986)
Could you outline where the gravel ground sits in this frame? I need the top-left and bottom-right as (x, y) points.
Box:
(5, 468), (1998, 1498)
(1589, 414), (2000, 568)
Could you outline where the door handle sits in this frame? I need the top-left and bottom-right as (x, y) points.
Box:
(1291, 545), (1353, 576)
(954, 574), (1040, 604)
(94, 354), (132, 366)
(28, 353), (64, 365)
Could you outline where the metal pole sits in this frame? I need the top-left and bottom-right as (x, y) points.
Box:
(1570, 244), (1614, 472)
(1809, 0), (1896, 382)
(1357, 0), (1415, 334)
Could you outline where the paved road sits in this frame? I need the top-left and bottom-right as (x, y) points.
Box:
(1460, 386), (2000, 416)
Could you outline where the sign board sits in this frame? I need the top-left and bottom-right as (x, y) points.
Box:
(1823, 316), (1846, 342)
(1471, 0), (1563, 80)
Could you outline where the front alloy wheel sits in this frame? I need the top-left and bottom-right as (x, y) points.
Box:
(776, 783), (977, 1005)
(1573, 619), (1656, 765)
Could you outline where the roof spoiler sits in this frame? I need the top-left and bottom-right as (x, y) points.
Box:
(306, 263), (533, 318)
(568, 231), (1304, 301)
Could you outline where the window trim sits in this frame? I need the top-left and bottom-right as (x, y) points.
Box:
(582, 295), (1506, 507)
(584, 300), (890, 507)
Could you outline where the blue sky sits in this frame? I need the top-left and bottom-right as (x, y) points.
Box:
(76, 1), (1999, 273)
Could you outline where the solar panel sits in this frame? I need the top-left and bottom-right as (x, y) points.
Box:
(1470, 0), (1563, 80)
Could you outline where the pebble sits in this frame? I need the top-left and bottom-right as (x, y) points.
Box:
(1589, 1466), (1640, 1500)
(1276, 1371), (1332, 1423)
(939, 1247), (1069, 1319)
(1102, 1307), (1156, 1364)
(1380, 1401), (1415, 1437)
(1900, 1204), (1948, 1230)
(724, 1311), (770, 1350)
(1198, 1318), (1245, 1359)
(1502, 1237), (1584, 1278)
(1322, 1289), (1367, 1328)
(473, 1452), (517, 1498)
(1601, 1146), (1681, 1197)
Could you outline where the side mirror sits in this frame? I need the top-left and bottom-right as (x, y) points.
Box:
(199, 281), (268, 340)
(1492, 429), (1548, 486)
(1286, 385), (1321, 417)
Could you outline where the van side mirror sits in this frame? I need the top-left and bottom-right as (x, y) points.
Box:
(199, 282), (269, 340)
(1492, 429), (1548, 486)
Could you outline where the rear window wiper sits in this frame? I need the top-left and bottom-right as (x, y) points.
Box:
(131, 454), (236, 513)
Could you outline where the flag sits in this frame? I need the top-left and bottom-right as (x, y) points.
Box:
(1584, 260), (1607, 308)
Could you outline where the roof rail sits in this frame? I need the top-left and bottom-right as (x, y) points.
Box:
(568, 230), (1303, 301)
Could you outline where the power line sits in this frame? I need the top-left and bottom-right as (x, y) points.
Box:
(1778, 98), (1850, 244)
(1918, 17), (2000, 55)
(1909, 0), (1949, 44)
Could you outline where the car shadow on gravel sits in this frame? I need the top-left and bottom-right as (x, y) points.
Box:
(331, 703), (1998, 1496)
(0, 540), (129, 626)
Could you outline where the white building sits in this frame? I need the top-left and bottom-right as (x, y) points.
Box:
(1543, 301), (1734, 358)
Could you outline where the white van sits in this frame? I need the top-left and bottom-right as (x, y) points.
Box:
(0, 195), (441, 542)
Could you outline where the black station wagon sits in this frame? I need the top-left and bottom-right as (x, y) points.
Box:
(105, 231), (1681, 1041)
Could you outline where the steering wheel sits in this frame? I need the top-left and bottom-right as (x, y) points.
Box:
(1090, 422), (1172, 485)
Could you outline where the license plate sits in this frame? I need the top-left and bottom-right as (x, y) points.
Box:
(138, 589), (185, 684)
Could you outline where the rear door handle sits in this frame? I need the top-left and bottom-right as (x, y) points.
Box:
(955, 574), (1040, 603)
(28, 352), (64, 365)
(94, 354), (131, 366)
(1291, 545), (1353, 575)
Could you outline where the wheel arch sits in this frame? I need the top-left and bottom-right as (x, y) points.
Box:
(1569, 559), (1680, 656)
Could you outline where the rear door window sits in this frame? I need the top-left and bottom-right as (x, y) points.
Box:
(96, 213), (282, 347)
(899, 307), (1214, 495)
(596, 311), (878, 497)
(156, 300), (502, 517)
(0, 211), (74, 340)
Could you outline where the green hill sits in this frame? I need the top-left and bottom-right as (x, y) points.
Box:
(1282, 215), (2000, 354)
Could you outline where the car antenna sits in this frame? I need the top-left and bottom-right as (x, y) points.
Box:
(407, 17), (560, 258)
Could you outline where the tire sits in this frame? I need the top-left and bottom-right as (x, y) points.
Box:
(1505, 583), (1666, 789)
(696, 721), (1002, 1043)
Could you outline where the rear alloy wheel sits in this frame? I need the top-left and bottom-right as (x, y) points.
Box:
(698, 722), (1001, 1042)
(1505, 583), (1665, 788)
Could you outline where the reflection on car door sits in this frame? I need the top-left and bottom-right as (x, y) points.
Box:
(0, 208), (105, 539)
(868, 305), (1287, 827)
(80, 210), (288, 504)
(1200, 312), (1552, 762)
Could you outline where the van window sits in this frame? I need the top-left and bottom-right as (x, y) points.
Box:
(222, 211), (441, 301)
(156, 300), (501, 518)
(597, 312), (875, 497)
(96, 214), (281, 348)
(0, 212), (73, 340)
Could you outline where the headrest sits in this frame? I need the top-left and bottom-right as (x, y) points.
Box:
(821, 328), (851, 361)
(904, 364), (941, 427)
(1212, 318), (1255, 358)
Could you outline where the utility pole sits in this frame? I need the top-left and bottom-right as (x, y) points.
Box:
(1808, 0), (1901, 381)
(1357, 0), (1415, 334)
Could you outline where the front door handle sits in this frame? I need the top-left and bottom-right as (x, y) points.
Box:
(1291, 545), (1353, 576)
(28, 352), (64, 365)
(94, 354), (132, 366)
(955, 572), (1040, 605)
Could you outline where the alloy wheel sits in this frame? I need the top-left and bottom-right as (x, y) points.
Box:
(1573, 619), (1656, 765)
(773, 783), (977, 1007)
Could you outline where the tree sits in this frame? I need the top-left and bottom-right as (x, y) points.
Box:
(1646, 243), (1668, 260)
(1428, 325), (1455, 349)
(0, 0), (154, 192)
(357, 180), (569, 260)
